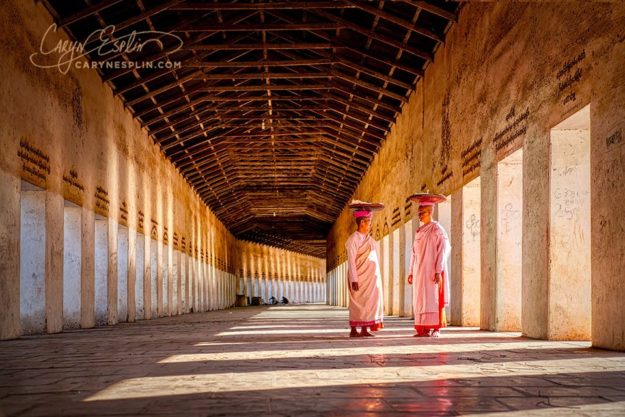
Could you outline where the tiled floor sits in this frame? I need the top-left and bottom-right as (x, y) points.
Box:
(1, 305), (624, 416)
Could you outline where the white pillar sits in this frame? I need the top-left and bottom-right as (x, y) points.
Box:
(20, 188), (46, 334)
(63, 203), (81, 329)
(135, 234), (145, 319)
(149, 238), (158, 318)
(461, 177), (481, 326)
(116, 225), (129, 323)
(496, 150), (523, 331)
(549, 111), (591, 340)
(94, 217), (109, 326)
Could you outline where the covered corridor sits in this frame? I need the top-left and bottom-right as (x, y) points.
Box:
(2, 0), (625, 415)
(1, 305), (625, 416)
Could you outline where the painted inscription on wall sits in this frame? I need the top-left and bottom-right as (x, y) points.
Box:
(437, 164), (453, 187)
(404, 201), (412, 219)
(150, 219), (158, 240)
(494, 106), (529, 154)
(462, 138), (482, 177)
(557, 50), (586, 106)
(95, 186), (109, 216)
(18, 139), (50, 185)
(138, 210), (145, 233)
(62, 169), (84, 205)
(440, 91), (452, 171)
(62, 169), (84, 192)
(120, 201), (129, 224)
(391, 207), (401, 228)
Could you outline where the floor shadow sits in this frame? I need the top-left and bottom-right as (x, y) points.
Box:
(1, 305), (623, 416)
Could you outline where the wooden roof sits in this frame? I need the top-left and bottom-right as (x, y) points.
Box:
(43, 0), (461, 258)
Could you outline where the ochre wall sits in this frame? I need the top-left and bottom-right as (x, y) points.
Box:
(0, 0), (323, 340)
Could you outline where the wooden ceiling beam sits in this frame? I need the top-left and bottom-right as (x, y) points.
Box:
(399, 0), (458, 22)
(179, 23), (345, 32)
(334, 58), (415, 89)
(302, 105), (388, 134)
(187, 42), (334, 51)
(137, 93), (328, 120)
(324, 92), (396, 123)
(60, 0), (123, 28)
(306, 111), (386, 141)
(114, 33), (255, 94)
(331, 71), (407, 103)
(148, 106), (327, 129)
(313, 9), (433, 62)
(172, 2), (356, 11)
(188, 58), (336, 68)
(266, 30), (417, 89)
(102, 13), (258, 82)
(111, 0), (185, 33)
(331, 83), (402, 115)
(200, 71), (332, 80)
(348, 0), (443, 43)
(177, 134), (367, 175)
(126, 70), (202, 107)
(199, 84), (332, 92)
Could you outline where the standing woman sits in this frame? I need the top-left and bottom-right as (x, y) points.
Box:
(345, 200), (385, 337)
(406, 193), (451, 337)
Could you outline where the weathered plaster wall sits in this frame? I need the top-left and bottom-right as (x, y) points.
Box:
(326, 2), (625, 350)
(495, 150), (523, 332)
(550, 115), (591, 340)
(0, 0), (324, 340)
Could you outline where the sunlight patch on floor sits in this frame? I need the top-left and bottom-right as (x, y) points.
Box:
(85, 357), (625, 401)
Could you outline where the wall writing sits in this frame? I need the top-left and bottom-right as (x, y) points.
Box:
(62, 169), (84, 192)
(18, 139), (50, 185)
(462, 138), (482, 177)
(95, 186), (109, 216)
(62, 168), (84, 205)
(557, 50), (586, 106)
(120, 201), (128, 224)
(391, 207), (401, 228)
(493, 106), (529, 154)
(138, 210), (145, 233)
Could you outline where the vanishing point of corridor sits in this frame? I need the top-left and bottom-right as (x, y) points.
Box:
(1, 305), (624, 417)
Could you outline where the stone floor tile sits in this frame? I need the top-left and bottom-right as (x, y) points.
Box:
(1, 305), (624, 416)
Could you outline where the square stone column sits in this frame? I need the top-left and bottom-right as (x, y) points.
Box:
(522, 129), (550, 340)
(0, 172), (21, 340)
(81, 207), (95, 328)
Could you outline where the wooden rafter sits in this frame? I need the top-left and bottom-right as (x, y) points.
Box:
(42, 0), (462, 257)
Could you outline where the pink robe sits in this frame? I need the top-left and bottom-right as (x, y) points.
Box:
(346, 231), (383, 327)
(409, 221), (451, 327)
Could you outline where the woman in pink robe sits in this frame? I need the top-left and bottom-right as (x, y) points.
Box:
(345, 209), (383, 337)
(407, 197), (451, 337)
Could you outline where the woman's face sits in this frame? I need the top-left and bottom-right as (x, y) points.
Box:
(359, 217), (372, 233)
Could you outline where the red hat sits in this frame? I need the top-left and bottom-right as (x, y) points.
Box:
(406, 193), (447, 206)
(353, 210), (373, 219)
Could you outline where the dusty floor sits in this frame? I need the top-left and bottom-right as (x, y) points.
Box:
(1, 305), (624, 416)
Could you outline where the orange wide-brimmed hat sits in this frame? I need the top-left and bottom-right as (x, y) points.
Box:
(348, 200), (384, 218)
(405, 193), (447, 206)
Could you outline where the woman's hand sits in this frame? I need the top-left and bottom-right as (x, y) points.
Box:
(407, 275), (413, 285)
(351, 282), (359, 291)
(434, 273), (441, 285)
